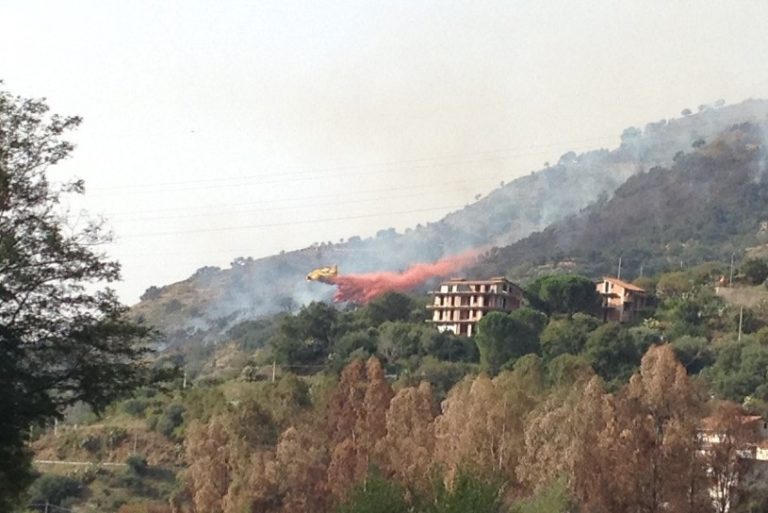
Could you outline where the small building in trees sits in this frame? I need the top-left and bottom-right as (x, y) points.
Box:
(427, 277), (523, 336)
(596, 277), (648, 322)
(699, 414), (768, 452)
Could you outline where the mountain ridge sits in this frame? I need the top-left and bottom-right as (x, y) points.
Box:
(131, 99), (768, 346)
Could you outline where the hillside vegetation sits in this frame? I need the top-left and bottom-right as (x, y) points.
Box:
(476, 120), (768, 283)
(132, 100), (768, 348)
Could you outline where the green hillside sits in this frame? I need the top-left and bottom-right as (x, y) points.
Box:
(475, 121), (768, 283)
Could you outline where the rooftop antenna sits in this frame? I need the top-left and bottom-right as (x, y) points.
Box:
(617, 256), (622, 280)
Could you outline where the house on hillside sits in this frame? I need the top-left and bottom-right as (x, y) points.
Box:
(596, 277), (648, 322)
(700, 415), (768, 454)
(427, 277), (523, 336)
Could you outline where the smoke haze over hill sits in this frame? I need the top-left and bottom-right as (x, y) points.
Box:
(129, 100), (768, 347)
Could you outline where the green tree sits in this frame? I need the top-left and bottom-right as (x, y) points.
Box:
(366, 292), (422, 325)
(656, 271), (694, 298)
(271, 301), (338, 367)
(584, 323), (641, 385)
(376, 320), (424, 365)
(429, 471), (504, 513)
(511, 477), (572, 513)
(0, 85), (152, 509)
(705, 337), (768, 401)
(741, 259), (768, 285)
(334, 472), (408, 513)
(526, 275), (600, 315)
(671, 335), (715, 374)
(475, 312), (539, 374)
(28, 474), (82, 507)
(509, 307), (549, 336)
(539, 313), (599, 360)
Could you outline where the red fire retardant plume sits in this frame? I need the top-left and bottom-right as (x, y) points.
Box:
(327, 250), (480, 303)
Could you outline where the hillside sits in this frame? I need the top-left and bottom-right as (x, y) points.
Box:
(475, 120), (768, 281)
(132, 100), (768, 346)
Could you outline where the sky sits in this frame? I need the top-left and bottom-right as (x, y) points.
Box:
(2, 0), (768, 304)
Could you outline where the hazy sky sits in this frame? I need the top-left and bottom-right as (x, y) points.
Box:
(3, 0), (768, 303)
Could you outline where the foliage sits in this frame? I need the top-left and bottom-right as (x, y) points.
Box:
(539, 313), (598, 360)
(154, 403), (185, 438)
(408, 357), (474, 400)
(126, 455), (149, 476)
(526, 275), (600, 315)
(482, 123), (768, 286)
(511, 477), (571, 513)
(672, 335), (715, 374)
(475, 311), (539, 374)
(28, 474), (82, 506)
(657, 271), (695, 298)
(226, 318), (279, 350)
(584, 323), (641, 386)
(742, 258), (768, 285)
(122, 399), (149, 417)
(704, 336), (768, 401)
(367, 292), (424, 325)
(0, 85), (153, 509)
(271, 302), (338, 368)
(334, 472), (408, 513)
(117, 502), (173, 513)
(428, 471), (503, 513)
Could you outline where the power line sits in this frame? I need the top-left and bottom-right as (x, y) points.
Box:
(85, 135), (618, 194)
(99, 178), (499, 222)
(118, 204), (464, 239)
(100, 176), (480, 217)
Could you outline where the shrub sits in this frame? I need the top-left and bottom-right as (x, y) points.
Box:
(118, 502), (173, 513)
(742, 259), (768, 285)
(155, 403), (185, 438)
(105, 427), (128, 448)
(79, 433), (101, 453)
(29, 474), (82, 506)
(122, 399), (148, 417)
(334, 472), (408, 513)
(126, 455), (148, 476)
(431, 471), (504, 513)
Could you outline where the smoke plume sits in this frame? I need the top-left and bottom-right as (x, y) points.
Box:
(326, 249), (480, 303)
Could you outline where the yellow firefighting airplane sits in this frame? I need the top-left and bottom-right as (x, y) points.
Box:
(306, 265), (338, 283)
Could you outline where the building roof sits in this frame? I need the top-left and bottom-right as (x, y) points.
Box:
(601, 276), (646, 293)
(700, 415), (764, 431)
(441, 276), (513, 285)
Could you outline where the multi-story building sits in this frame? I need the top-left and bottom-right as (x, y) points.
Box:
(596, 277), (648, 322)
(427, 277), (524, 336)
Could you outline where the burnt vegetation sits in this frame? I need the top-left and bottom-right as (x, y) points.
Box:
(9, 82), (768, 512)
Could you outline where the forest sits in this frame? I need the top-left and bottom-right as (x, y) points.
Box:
(27, 259), (768, 513)
(6, 82), (768, 513)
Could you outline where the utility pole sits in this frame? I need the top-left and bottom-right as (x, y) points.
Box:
(617, 256), (622, 280)
(738, 306), (744, 342)
(182, 367), (187, 390)
(639, 263), (644, 277)
(730, 253), (735, 287)
(44, 501), (49, 513)
(272, 361), (276, 383)
(133, 431), (138, 454)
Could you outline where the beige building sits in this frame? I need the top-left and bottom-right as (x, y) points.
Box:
(427, 277), (524, 336)
(597, 277), (648, 322)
